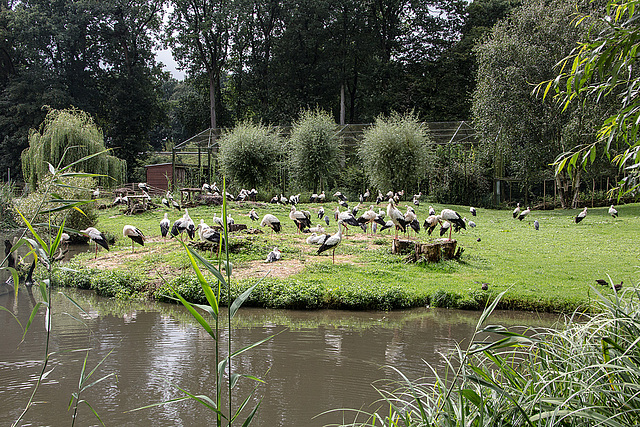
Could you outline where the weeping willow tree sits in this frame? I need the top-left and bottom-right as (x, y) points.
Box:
(21, 107), (126, 189)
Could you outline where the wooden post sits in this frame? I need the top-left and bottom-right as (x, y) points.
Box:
(543, 179), (546, 210)
(592, 178), (595, 208)
(171, 148), (176, 192)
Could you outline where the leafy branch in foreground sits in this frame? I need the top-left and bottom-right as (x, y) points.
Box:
(537, 0), (640, 197)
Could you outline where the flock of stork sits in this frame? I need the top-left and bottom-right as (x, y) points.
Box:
(79, 183), (623, 266)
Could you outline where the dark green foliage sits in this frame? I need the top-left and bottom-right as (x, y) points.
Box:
(218, 121), (281, 190)
(430, 289), (463, 308)
(155, 275), (209, 304)
(289, 109), (343, 192)
(0, 183), (18, 229)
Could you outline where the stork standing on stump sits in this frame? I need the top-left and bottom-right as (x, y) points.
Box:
(404, 205), (420, 238)
(517, 207), (531, 221)
(512, 203), (521, 219)
(609, 205), (618, 218)
(387, 199), (407, 240)
(123, 225), (145, 253)
(160, 213), (170, 240)
(423, 214), (441, 236)
(575, 207), (587, 223)
(79, 227), (109, 258)
(440, 209), (466, 240)
(317, 220), (343, 264)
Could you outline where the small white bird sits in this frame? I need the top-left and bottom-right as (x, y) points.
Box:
(609, 204), (618, 218)
(123, 225), (145, 252)
(265, 247), (281, 263)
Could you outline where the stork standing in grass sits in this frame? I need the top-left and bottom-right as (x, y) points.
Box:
(249, 208), (259, 221)
(337, 207), (365, 235)
(261, 213), (281, 236)
(387, 199), (406, 240)
(290, 206), (311, 233)
(160, 213), (170, 240)
(512, 203), (521, 219)
(518, 207), (531, 221)
(357, 205), (386, 235)
(79, 227), (109, 258)
(609, 205), (618, 218)
(470, 206), (477, 217)
(440, 209), (466, 240)
(428, 205), (436, 216)
(575, 207), (587, 223)
(317, 220), (343, 264)
(318, 206), (325, 219)
(123, 225), (145, 253)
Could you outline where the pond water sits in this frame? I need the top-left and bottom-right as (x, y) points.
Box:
(0, 288), (563, 426)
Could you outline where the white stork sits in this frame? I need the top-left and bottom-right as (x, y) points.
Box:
(249, 208), (259, 221)
(79, 227), (109, 258)
(440, 209), (466, 240)
(123, 225), (145, 253)
(517, 207), (531, 221)
(318, 206), (325, 219)
(387, 199), (407, 239)
(317, 220), (343, 264)
(470, 206), (477, 217)
(290, 206), (311, 232)
(318, 191), (326, 203)
(429, 205), (436, 216)
(404, 205), (420, 237)
(265, 247), (281, 263)
(357, 206), (386, 235)
(512, 203), (521, 219)
(261, 213), (281, 234)
(160, 213), (170, 240)
(575, 207), (587, 223)
(609, 205), (618, 218)
(423, 214), (441, 236)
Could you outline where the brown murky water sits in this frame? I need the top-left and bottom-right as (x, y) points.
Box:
(0, 288), (562, 427)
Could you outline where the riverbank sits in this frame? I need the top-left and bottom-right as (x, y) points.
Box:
(50, 201), (639, 312)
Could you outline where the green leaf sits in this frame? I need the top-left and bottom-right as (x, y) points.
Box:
(230, 273), (269, 320)
(15, 207), (48, 253)
(165, 281), (216, 340)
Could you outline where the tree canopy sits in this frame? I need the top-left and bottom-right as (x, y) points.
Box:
(21, 107), (126, 190)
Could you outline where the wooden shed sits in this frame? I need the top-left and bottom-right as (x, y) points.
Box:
(145, 163), (186, 192)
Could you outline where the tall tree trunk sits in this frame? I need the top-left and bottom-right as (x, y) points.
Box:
(571, 167), (582, 209)
(340, 83), (345, 125)
(209, 74), (217, 129)
(555, 174), (567, 209)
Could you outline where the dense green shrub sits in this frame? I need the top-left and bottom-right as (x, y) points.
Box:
(0, 183), (18, 229)
(52, 266), (146, 300)
(14, 176), (98, 231)
(288, 109), (343, 193)
(359, 112), (433, 192)
(218, 121), (281, 190)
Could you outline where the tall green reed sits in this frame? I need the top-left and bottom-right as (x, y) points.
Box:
(330, 285), (640, 426)
(134, 177), (273, 426)
(1, 149), (111, 426)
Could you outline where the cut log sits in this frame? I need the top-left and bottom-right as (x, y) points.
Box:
(392, 239), (413, 254)
(397, 239), (458, 263)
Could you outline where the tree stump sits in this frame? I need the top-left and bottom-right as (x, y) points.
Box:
(392, 239), (413, 254)
(229, 224), (247, 233)
(394, 238), (458, 263)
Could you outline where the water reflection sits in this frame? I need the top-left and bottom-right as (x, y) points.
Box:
(0, 288), (563, 427)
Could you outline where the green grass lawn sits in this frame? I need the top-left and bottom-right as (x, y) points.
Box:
(64, 198), (639, 312)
